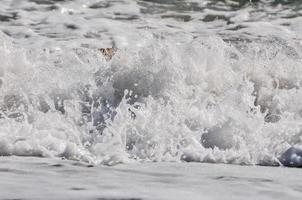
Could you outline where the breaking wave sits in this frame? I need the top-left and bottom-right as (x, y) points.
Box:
(1, 31), (302, 166)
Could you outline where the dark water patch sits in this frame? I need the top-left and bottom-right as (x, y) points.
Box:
(202, 0), (260, 12)
(51, 163), (64, 167)
(65, 24), (79, 30)
(257, 160), (280, 167)
(272, 0), (302, 6)
(25, 4), (59, 11)
(292, 185), (302, 193)
(2, 30), (12, 37)
(0, 13), (18, 22)
(264, 114), (281, 123)
(0, 168), (27, 175)
(45, 5), (60, 11)
(140, 0), (182, 4)
(23, 7), (38, 11)
(138, 0), (204, 14)
(214, 176), (273, 183)
(71, 162), (94, 168)
(136, 26), (155, 30)
(112, 168), (181, 178)
(281, 22), (291, 26)
(84, 31), (103, 39)
(40, 32), (62, 38)
(29, 0), (67, 5)
(202, 14), (230, 23)
(226, 25), (247, 31)
(215, 0), (259, 8)
(70, 187), (86, 191)
(96, 198), (142, 200)
(281, 13), (302, 19)
(89, 2), (112, 9)
(113, 13), (140, 21)
(30, 20), (50, 27)
(166, 24), (181, 29)
(34, 162), (53, 166)
(161, 14), (192, 22)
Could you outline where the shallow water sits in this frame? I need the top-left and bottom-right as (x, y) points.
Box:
(1, 0), (302, 167)
(1, 156), (302, 200)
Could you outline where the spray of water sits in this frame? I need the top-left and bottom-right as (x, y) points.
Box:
(0, 32), (302, 166)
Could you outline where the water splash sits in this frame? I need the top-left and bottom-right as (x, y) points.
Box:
(1, 31), (302, 166)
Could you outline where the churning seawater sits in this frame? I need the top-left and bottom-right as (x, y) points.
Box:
(1, 0), (302, 167)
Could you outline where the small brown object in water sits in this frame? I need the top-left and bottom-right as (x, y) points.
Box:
(99, 48), (117, 61)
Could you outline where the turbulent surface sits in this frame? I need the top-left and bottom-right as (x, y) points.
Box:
(1, 0), (302, 167)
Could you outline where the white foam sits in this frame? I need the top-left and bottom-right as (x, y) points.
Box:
(1, 30), (302, 166)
